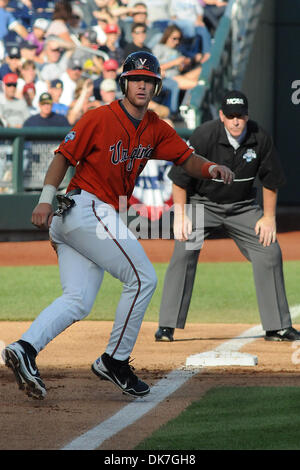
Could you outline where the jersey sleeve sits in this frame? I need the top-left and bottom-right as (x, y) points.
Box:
(151, 119), (193, 165)
(54, 109), (99, 165)
(257, 133), (286, 189)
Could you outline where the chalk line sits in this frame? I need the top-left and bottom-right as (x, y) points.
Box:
(61, 304), (300, 450)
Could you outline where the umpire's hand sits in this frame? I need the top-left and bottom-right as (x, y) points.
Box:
(255, 215), (277, 247)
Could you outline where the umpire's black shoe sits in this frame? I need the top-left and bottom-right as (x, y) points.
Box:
(91, 353), (150, 398)
(264, 327), (300, 342)
(2, 341), (46, 399)
(155, 327), (174, 342)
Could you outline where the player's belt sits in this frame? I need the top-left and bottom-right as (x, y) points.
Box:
(66, 188), (82, 197)
(54, 188), (81, 217)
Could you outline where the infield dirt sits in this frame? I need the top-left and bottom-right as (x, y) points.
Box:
(0, 232), (300, 450)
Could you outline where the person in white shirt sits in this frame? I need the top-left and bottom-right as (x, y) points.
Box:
(59, 56), (83, 106)
(0, 73), (30, 127)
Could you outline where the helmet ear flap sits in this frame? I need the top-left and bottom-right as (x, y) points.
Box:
(119, 76), (128, 95)
(154, 80), (162, 97)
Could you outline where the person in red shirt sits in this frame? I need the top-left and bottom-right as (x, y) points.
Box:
(2, 52), (233, 400)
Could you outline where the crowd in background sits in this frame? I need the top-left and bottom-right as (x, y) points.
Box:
(0, 0), (228, 128)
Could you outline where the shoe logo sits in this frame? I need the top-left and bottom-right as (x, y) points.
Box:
(23, 353), (38, 376)
(114, 374), (128, 389)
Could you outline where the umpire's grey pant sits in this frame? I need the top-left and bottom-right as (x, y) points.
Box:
(158, 197), (291, 332)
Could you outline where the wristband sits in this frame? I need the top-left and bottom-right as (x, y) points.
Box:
(38, 184), (56, 205)
(201, 162), (217, 179)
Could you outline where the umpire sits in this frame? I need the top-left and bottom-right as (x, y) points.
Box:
(155, 90), (300, 342)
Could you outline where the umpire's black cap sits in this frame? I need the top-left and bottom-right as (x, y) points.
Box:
(221, 90), (248, 116)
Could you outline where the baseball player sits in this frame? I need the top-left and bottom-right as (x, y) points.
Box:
(155, 90), (300, 343)
(2, 52), (234, 400)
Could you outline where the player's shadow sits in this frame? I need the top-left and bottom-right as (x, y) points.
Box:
(173, 334), (264, 342)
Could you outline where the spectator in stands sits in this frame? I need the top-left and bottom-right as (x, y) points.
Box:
(98, 77), (117, 105)
(153, 25), (202, 90)
(0, 45), (22, 81)
(98, 23), (123, 69)
(48, 78), (69, 116)
(19, 41), (39, 63)
(128, 0), (171, 33)
(122, 22), (152, 58)
(22, 82), (38, 115)
(15, 60), (47, 106)
(39, 37), (74, 81)
(59, 55), (84, 107)
(45, 0), (76, 45)
(92, 0), (130, 20)
(91, 10), (111, 46)
(170, 0), (211, 64)
(92, 57), (121, 100)
(23, 92), (70, 127)
(72, 29), (104, 79)
(0, 73), (30, 127)
(25, 17), (50, 56)
(75, 0), (97, 27)
(68, 3), (86, 37)
(119, 2), (162, 49)
(199, 0), (228, 35)
(0, 0), (29, 60)
(67, 77), (99, 125)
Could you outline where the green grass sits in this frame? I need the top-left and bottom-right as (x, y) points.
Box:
(136, 386), (300, 450)
(1, 261), (300, 322)
(2, 261), (300, 451)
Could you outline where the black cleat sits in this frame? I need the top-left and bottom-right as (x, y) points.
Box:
(155, 327), (174, 342)
(91, 353), (150, 398)
(2, 341), (46, 399)
(264, 326), (300, 342)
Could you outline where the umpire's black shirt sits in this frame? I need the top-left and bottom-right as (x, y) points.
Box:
(169, 119), (286, 203)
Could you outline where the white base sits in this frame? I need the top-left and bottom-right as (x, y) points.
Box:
(185, 351), (258, 368)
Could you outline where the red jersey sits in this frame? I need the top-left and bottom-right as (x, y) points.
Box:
(55, 99), (193, 209)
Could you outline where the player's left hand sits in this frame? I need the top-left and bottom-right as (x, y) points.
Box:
(32, 203), (54, 229)
(210, 165), (235, 184)
(255, 215), (277, 246)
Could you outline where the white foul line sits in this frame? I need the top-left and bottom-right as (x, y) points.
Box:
(61, 369), (196, 451)
(61, 305), (300, 451)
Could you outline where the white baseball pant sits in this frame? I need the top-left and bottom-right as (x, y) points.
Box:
(21, 190), (157, 360)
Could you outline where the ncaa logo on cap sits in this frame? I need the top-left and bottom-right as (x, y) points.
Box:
(226, 98), (245, 105)
(221, 90), (248, 117)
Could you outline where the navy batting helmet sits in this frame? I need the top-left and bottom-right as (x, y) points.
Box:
(119, 51), (162, 96)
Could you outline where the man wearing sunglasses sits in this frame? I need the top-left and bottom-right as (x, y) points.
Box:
(0, 72), (29, 127)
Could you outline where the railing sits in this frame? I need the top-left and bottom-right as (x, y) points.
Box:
(180, 0), (265, 128)
(0, 127), (72, 194)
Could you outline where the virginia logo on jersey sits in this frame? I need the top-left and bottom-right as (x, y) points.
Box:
(242, 149), (257, 162)
(110, 140), (154, 171)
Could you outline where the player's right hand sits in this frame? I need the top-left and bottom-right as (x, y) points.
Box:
(31, 203), (53, 229)
(210, 165), (234, 184)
